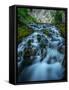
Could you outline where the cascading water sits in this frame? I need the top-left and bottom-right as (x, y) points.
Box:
(17, 23), (65, 82)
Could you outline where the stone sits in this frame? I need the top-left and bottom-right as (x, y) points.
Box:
(23, 47), (36, 65)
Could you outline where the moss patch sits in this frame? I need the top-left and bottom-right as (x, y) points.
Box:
(43, 29), (50, 37)
(18, 25), (34, 43)
(56, 24), (65, 38)
(18, 8), (37, 26)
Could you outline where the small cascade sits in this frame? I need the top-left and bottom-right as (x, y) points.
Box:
(17, 23), (65, 81)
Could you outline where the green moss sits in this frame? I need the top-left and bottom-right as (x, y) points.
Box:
(17, 8), (37, 26)
(43, 24), (65, 38)
(18, 25), (33, 43)
(53, 11), (65, 24)
(56, 24), (65, 38)
(43, 29), (50, 36)
(17, 8), (37, 44)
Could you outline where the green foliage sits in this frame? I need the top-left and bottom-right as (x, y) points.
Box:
(56, 24), (65, 38)
(17, 8), (65, 43)
(52, 11), (65, 38)
(43, 29), (50, 36)
(17, 8), (37, 43)
(18, 25), (33, 43)
(54, 11), (64, 24)
(17, 8), (37, 26)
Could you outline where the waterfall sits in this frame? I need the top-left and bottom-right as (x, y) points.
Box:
(17, 23), (65, 82)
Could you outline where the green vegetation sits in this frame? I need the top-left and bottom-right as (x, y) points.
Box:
(17, 8), (37, 43)
(18, 25), (33, 43)
(51, 11), (65, 38)
(53, 11), (65, 38)
(18, 8), (37, 26)
(53, 11), (65, 24)
(56, 24), (65, 38)
(17, 8), (65, 43)
(43, 29), (50, 36)
(43, 24), (65, 38)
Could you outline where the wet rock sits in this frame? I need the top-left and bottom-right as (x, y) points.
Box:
(47, 56), (52, 64)
(23, 47), (36, 65)
(42, 37), (48, 44)
(27, 39), (33, 46)
(47, 56), (57, 64)
(40, 48), (47, 62)
(39, 40), (47, 62)
(58, 45), (65, 54)
(40, 40), (47, 49)
(37, 34), (41, 42)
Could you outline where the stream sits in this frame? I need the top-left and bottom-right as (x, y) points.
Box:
(17, 23), (65, 82)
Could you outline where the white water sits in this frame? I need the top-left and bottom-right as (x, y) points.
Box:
(17, 23), (65, 81)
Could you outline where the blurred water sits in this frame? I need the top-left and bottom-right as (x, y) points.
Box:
(17, 23), (65, 82)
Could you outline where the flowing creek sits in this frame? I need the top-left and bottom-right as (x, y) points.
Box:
(17, 23), (65, 81)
